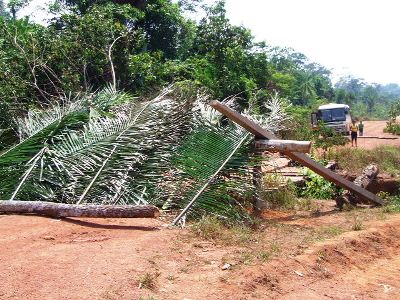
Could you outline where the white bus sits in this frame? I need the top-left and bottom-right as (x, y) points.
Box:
(311, 103), (352, 135)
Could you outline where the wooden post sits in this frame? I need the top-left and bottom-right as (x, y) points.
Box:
(0, 201), (160, 218)
(210, 101), (384, 206)
(255, 139), (311, 153)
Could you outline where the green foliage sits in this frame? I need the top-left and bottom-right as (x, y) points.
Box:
(385, 100), (400, 135)
(381, 194), (400, 213)
(301, 168), (337, 199)
(7, 0), (30, 19)
(311, 121), (348, 158)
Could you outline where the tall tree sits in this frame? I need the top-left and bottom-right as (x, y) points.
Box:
(362, 85), (379, 115)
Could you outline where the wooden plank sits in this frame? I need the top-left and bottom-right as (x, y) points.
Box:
(255, 139), (311, 153)
(210, 101), (384, 205)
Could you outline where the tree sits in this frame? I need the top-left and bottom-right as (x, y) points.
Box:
(58, 0), (146, 14)
(7, 0), (30, 19)
(135, 0), (195, 59)
(362, 85), (379, 115)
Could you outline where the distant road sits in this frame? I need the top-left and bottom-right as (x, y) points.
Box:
(356, 121), (399, 149)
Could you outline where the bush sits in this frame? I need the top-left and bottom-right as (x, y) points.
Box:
(385, 122), (400, 135)
(300, 168), (338, 199)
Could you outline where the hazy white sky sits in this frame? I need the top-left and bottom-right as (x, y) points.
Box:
(15, 0), (400, 85)
(224, 0), (400, 85)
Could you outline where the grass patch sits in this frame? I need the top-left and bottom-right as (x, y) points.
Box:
(191, 216), (258, 246)
(314, 226), (344, 241)
(261, 174), (298, 209)
(382, 194), (400, 213)
(137, 272), (159, 290)
(351, 217), (364, 231)
(326, 145), (400, 176)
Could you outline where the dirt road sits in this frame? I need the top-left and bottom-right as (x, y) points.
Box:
(1, 207), (400, 299)
(355, 121), (399, 149)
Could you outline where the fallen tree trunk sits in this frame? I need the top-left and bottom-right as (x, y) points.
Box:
(336, 164), (379, 209)
(0, 201), (160, 218)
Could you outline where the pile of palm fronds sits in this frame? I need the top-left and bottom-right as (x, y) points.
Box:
(0, 85), (290, 221)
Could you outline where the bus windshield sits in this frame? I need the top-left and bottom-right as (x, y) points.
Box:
(319, 108), (346, 122)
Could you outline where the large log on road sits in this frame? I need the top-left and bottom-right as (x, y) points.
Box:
(0, 201), (160, 218)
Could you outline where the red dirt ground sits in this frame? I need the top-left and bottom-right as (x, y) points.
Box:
(1, 208), (400, 300)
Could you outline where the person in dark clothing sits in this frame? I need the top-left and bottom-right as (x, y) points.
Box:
(359, 120), (364, 136)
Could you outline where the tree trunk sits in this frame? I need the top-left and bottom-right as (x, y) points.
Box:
(0, 201), (160, 218)
(336, 164), (379, 209)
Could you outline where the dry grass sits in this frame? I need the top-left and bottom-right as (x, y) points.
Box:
(190, 216), (258, 246)
(137, 272), (160, 290)
(326, 145), (400, 176)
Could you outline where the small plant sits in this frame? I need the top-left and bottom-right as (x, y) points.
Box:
(166, 274), (176, 281)
(191, 216), (224, 241)
(317, 250), (327, 261)
(352, 217), (363, 231)
(312, 121), (348, 159)
(256, 251), (272, 262)
(137, 272), (159, 290)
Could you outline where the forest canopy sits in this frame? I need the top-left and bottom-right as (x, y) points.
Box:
(0, 0), (399, 131)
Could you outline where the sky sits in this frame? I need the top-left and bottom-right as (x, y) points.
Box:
(11, 0), (400, 85)
(224, 0), (400, 85)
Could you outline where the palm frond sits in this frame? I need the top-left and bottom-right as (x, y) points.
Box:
(1, 86), (291, 223)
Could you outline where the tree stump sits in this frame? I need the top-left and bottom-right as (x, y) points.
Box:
(336, 164), (379, 209)
(0, 201), (160, 218)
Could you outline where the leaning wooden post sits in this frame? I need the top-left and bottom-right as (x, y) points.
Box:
(210, 101), (383, 206)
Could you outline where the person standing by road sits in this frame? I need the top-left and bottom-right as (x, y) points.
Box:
(351, 121), (358, 147)
(359, 120), (364, 136)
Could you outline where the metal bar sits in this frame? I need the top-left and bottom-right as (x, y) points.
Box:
(210, 101), (384, 205)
